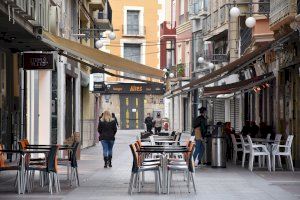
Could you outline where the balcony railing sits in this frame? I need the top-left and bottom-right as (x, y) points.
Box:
(204, 54), (228, 63)
(4, 0), (49, 30)
(213, 10), (218, 28)
(269, 0), (297, 28)
(189, 2), (200, 15)
(240, 27), (252, 55)
(122, 25), (146, 36)
(258, 0), (270, 13)
(203, 14), (211, 35)
(219, 5), (227, 25)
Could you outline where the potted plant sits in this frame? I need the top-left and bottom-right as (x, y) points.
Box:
(177, 63), (185, 77)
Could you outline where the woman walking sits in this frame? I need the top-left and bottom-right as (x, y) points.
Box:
(98, 111), (117, 168)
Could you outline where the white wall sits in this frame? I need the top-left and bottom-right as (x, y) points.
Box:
(38, 71), (51, 145)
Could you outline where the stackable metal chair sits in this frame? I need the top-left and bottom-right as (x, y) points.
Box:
(128, 144), (161, 195)
(25, 145), (60, 194)
(167, 143), (196, 194)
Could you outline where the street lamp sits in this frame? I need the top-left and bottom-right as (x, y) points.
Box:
(208, 62), (214, 69)
(229, 7), (241, 18)
(245, 16), (256, 28)
(95, 31), (116, 49)
(197, 57), (204, 64)
(95, 40), (104, 49)
(108, 31), (116, 40)
(169, 72), (175, 78)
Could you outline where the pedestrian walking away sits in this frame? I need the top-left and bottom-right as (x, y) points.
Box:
(98, 111), (117, 168)
(153, 112), (162, 134)
(144, 113), (153, 133)
(193, 107), (208, 167)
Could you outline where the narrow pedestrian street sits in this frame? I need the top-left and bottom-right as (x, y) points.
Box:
(0, 130), (299, 200)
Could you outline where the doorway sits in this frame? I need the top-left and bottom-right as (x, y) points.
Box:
(120, 94), (144, 129)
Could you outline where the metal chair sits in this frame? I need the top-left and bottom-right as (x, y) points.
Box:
(128, 144), (161, 195)
(167, 143), (196, 194)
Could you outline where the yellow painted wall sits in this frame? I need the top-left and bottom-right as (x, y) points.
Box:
(107, 0), (161, 82)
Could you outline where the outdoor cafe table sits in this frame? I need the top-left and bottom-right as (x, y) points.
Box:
(0, 149), (50, 194)
(1, 145), (74, 194)
(137, 146), (189, 194)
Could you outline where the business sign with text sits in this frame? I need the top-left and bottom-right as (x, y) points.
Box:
(23, 53), (53, 70)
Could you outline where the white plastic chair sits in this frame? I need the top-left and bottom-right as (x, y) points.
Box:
(272, 135), (294, 172)
(247, 135), (271, 172)
(239, 134), (250, 167)
(149, 135), (155, 146)
(266, 133), (271, 140)
(231, 134), (243, 164)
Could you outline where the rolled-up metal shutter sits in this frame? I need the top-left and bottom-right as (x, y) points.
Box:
(230, 98), (240, 131)
(213, 99), (225, 124)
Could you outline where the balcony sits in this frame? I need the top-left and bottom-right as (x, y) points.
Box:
(240, 27), (252, 55)
(160, 21), (176, 37)
(3, 0), (49, 30)
(89, 0), (105, 11)
(94, 0), (112, 29)
(203, 14), (211, 35)
(269, 0), (297, 31)
(213, 10), (218, 28)
(258, 0), (270, 13)
(204, 54), (228, 63)
(122, 25), (146, 37)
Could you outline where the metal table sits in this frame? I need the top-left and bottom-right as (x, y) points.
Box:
(138, 146), (189, 194)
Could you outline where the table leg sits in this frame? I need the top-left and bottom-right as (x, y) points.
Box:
(161, 153), (167, 194)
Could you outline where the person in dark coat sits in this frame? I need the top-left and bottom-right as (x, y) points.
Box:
(241, 120), (251, 136)
(193, 107), (207, 166)
(144, 113), (153, 133)
(250, 121), (259, 138)
(98, 111), (117, 168)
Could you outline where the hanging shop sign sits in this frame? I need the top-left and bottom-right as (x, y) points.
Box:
(89, 73), (105, 92)
(103, 83), (165, 94)
(23, 53), (53, 70)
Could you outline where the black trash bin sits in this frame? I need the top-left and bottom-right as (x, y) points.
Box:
(211, 125), (227, 168)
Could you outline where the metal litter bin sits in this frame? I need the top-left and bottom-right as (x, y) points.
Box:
(211, 125), (227, 168)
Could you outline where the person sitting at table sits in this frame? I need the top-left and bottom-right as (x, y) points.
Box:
(98, 111), (117, 168)
(241, 120), (251, 136)
(250, 121), (259, 138)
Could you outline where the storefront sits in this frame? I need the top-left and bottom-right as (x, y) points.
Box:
(100, 83), (165, 130)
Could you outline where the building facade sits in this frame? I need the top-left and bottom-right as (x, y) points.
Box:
(101, 0), (165, 130)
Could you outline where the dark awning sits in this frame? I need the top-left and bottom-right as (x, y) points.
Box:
(203, 72), (275, 97)
(171, 31), (294, 95)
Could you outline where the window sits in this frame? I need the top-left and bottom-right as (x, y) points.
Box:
(123, 43), (142, 78)
(127, 10), (140, 35)
(180, 0), (184, 15)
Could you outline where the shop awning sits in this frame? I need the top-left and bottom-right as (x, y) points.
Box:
(172, 44), (271, 94)
(42, 32), (164, 80)
(171, 31), (294, 95)
(202, 72), (275, 97)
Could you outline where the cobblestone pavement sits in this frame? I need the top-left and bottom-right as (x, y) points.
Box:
(0, 129), (299, 200)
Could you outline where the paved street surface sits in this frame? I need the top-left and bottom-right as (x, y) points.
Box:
(0, 130), (299, 200)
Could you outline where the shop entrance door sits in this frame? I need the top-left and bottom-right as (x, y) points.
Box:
(120, 94), (144, 129)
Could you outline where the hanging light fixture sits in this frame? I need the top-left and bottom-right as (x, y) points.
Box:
(95, 40), (104, 49)
(163, 68), (168, 73)
(198, 57), (204, 64)
(169, 73), (175, 78)
(245, 16), (256, 28)
(108, 31), (116, 40)
(230, 6), (240, 18)
(208, 62), (214, 69)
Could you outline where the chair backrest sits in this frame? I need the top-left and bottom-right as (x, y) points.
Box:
(129, 144), (140, 172)
(189, 136), (195, 142)
(284, 135), (294, 153)
(47, 145), (59, 172)
(188, 143), (196, 173)
(70, 142), (80, 168)
(239, 134), (247, 149)
(149, 135), (155, 145)
(266, 133), (271, 140)
(246, 135), (254, 152)
(0, 144), (5, 167)
(274, 134), (282, 145)
(231, 134), (238, 150)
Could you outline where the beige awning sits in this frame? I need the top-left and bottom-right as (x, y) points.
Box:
(42, 32), (164, 80)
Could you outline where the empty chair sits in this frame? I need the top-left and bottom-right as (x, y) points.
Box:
(272, 135), (294, 172)
(167, 143), (196, 194)
(266, 133), (271, 140)
(128, 144), (161, 195)
(231, 134), (243, 164)
(239, 134), (250, 167)
(247, 135), (271, 172)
